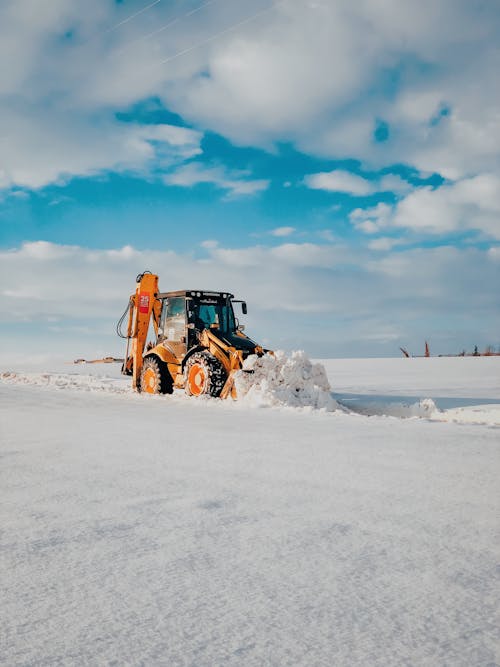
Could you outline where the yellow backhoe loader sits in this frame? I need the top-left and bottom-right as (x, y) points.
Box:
(118, 271), (267, 399)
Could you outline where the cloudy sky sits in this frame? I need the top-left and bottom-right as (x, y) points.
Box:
(1, 0), (499, 361)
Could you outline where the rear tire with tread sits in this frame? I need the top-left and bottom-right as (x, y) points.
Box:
(140, 356), (173, 394)
(185, 351), (227, 398)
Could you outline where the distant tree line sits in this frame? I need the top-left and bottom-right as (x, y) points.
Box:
(401, 343), (500, 357)
(454, 345), (500, 357)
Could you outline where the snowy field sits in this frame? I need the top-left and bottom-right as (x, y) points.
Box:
(1, 356), (499, 666)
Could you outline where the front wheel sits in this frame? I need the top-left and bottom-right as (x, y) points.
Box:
(184, 351), (227, 397)
(140, 356), (173, 394)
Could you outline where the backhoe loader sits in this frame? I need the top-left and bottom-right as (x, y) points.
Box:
(118, 271), (267, 399)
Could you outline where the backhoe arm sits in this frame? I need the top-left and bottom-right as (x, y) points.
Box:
(122, 272), (160, 390)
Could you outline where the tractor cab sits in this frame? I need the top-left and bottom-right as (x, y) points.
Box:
(157, 290), (253, 360)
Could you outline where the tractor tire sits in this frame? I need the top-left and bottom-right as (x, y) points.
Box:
(184, 351), (227, 398)
(140, 356), (173, 395)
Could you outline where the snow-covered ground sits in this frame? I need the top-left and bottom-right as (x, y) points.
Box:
(324, 356), (500, 425)
(1, 356), (499, 666)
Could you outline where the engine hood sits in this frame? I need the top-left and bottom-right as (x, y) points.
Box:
(211, 329), (258, 353)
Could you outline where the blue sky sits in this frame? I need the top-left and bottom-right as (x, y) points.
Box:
(0, 0), (499, 361)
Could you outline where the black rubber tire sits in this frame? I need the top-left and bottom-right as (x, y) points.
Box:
(140, 356), (173, 394)
(184, 351), (227, 398)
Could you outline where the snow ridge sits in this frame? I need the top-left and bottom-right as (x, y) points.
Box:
(0, 371), (130, 394)
(2, 355), (499, 424)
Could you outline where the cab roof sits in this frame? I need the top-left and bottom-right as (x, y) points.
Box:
(158, 290), (235, 300)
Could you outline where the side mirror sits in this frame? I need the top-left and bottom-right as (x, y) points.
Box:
(242, 302), (247, 315)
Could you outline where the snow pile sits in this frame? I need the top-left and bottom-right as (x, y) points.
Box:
(346, 397), (439, 419)
(234, 350), (339, 411)
(339, 396), (500, 425)
(435, 403), (500, 426)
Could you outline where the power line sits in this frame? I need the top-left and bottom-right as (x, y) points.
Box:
(103, 0), (162, 35)
(113, 0), (225, 56)
(136, 0), (222, 44)
(156, 1), (283, 66)
(84, 0), (162, 44)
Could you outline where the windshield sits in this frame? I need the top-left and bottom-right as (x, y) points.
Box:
(189, 298), (235, 332)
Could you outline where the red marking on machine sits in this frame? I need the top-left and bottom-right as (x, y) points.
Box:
(139, 293), (150, 314)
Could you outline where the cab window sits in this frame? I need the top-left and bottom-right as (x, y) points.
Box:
(161, 297), (185, 341)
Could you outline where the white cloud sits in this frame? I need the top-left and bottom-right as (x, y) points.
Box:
(1, 240), (498, 359)
(271, 226), (295, 237)
(317, 229), (336, 242)
(304, 170), (413, 196)
(367, 237), (401, 252)
(269, 243), (337, 269)
(350, 173), (500, 240)
(0, 111), (202, 189)
(0, 0), (499, 191)
(161, 1), (500, 180)
(395, 174), (500, 239)
(350, 203), (393, 234)
(201, 239), (219, 249)
(387, 90), (500, 180)
(378, 174), (413, 196)
(304, 170), (376, 195)
(163, 162), (269, 198)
